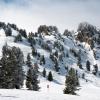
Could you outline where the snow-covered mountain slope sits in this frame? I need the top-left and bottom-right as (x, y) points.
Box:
(0, 83), (100, 100)
(0, 22), (100, 99)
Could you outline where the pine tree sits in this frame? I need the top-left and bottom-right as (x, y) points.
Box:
(28, 33), (35, 47)
(77, 50), (83, 69)
(0, 45), (24, 89)
(40, 55), (45, 65)
(47, 71), (53, 81)
(90, 40), (94, 49)
(12, 47), (24, 89)
(86, 60), (90, 71)
(26, 53), (32, 68)
(5, 27), (12, 36)
(32, 47), (37, 56)
(54, 61), (59, 72)
(19, 29), (27, 38)
(2, 42), (9, 57)
(26, 68), (33, 90)
(82, 73), (85, 79)
(43, 68), (46, 77)
(63, 68), (79, 95)
(93, 64), (98, 75)
(55, 50), (58, 58)
(26, 63), (40, 91)
(14, 34), (22, 42)
(79, 64), (83, 69)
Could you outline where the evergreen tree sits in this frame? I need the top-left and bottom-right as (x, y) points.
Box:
(2, 42), (9, 57)
(55, 50), (58, 58)
(0, 45), (24, 89)
(47, 71), (53, 81)
(5, 27), (12, 36)
(40, 55), (45, 65)
(26, 53), (32, 68)
(26, 64), (40, 91)
(93, 64), (98, 75)
(77, 50), (83, 69)
(63, 29), (72, 37)
(90, 40), (94, 49)
(34, 63), (39, 73)
(66, 52), (69, 57)
(19, 29), (27, 38)
(82, 73), (85, 79)
(54, 60), (59, 72)
(79, 64), (83, 69)
(28, 33), (35, 47)
(63, 68), (79, 95)
(32, 47), (37, 56)
(43, 68), (46, 77)
(26, 68), (33, 90)
(14, 34), (22, 42)
(86, 60), (90, 71)
(12, 47), (24, 89)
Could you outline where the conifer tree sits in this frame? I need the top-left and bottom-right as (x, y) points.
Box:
(5, 27), (12, 36)
(93, 64), (98, 75)
(19, 29), (27, 38)
(26, 63), (40, 91)
(86, 60), (90, 71)
(63, 68), (79, 95)
(26, 53), (32, 68)
(32, 47), (37, 56)
(28, 33), (35, 47)
(40, 55), (45, 65)
(47, 71), (53, 81)
(26, 68), (33, 90)
(82, 73), (85, 79)
(0, 45), (24, 89)
(14, 34), (22, 42)
(43, 68), (46, 77)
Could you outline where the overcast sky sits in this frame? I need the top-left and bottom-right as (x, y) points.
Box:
(0, 0), (100, 32)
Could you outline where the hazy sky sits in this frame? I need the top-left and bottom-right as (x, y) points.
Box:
(0, 0), (100, 32)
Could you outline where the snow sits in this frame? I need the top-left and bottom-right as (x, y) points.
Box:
(0, 29), (6, 37)
(0, 27), (100, 100)
(11, 28), (19, 36)
(0, 83), (100, 100)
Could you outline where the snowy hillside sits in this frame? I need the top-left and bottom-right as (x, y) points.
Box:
(0, 22), (100, 100)
(0, 83), (100, 100)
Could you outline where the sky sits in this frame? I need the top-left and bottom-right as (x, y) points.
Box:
(0, 0), (100, 33)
